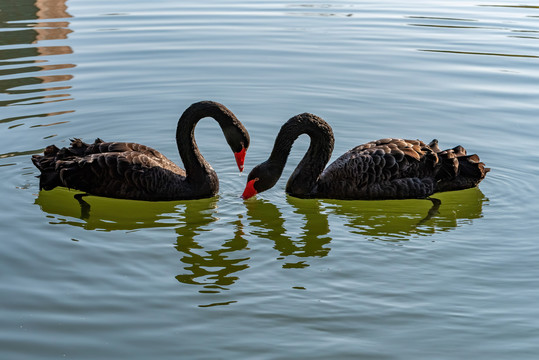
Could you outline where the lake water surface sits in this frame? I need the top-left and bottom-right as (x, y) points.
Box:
(1, 0), (539, 359)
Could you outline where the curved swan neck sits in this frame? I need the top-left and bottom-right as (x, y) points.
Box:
(176, 101), (241, 183)
(268, 113), (335, 196)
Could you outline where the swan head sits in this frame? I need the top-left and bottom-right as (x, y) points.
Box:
(241, 161), (281, 199)
(222, 124), (250, 173)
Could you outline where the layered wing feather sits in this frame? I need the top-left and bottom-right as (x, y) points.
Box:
(316, 138), (439, 199)
(315, 138), (488, 200)
(32, 138), (191, 200)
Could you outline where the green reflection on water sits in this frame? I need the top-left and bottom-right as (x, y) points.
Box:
(323, 187), (487, 241)
(173, 199), (249, 293)
(34, 186), (487, 299)
(245, 197), (331, 269)
(35, 187), (183, 230)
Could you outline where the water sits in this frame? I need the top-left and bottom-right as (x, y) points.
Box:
(1, 0), (539, 358)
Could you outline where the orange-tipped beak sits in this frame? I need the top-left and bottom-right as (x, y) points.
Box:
(241, 178), (258, 199)
(234, 147), (247, 172)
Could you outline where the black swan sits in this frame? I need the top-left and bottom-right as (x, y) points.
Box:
(32, 101), (250, 201)
(241, 113), (489, 200)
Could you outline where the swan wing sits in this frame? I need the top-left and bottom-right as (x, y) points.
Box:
(64, 138), (180, 170)
(316, 138), (440, 199)
(54, 151), (190, 200)
(32, 139), (190, 200)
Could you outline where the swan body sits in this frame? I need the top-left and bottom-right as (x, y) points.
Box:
(242, 113), (489, 200)
(32, 101), (250, 201)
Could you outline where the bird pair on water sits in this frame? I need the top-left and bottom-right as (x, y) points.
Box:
(32, 101), (489, 202)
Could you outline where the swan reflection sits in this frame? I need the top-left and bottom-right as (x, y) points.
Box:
(245, 197), (331, 268)
(34, 187), (183, 230)
(35, 189), (251, 299)
(173, 199), (249, 294)
(34, 186), (487, 303)
(323, 187), (487, 241)
(286, 197), (331, 257)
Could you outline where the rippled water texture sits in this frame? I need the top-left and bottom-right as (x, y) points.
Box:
(1, 1), (539, 359)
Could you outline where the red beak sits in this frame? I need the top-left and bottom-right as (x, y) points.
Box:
(234, 147), (247, 172)
(241, 178), (258, 199)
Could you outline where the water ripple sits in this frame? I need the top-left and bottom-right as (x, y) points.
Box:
(419, 49), (539, 58)
(1, 1), (75, 125)
(2, 0), (539, 357)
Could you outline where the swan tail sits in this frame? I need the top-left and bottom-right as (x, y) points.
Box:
(32, 145), (62, 190)
(433, 143), (490, 192)
(31, 139), (102, 191)
(64, 138), (104, 156)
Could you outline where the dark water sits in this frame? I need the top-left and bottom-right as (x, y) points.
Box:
(1, 1), (539, 359)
